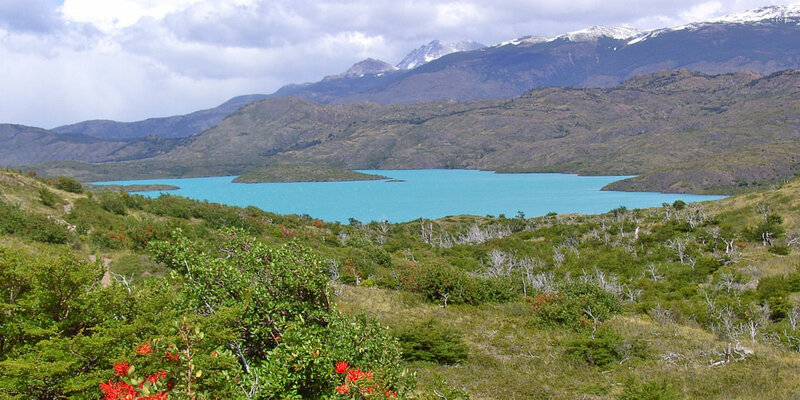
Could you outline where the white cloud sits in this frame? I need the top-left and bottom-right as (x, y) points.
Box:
(0, 0), (798, 128)
(681, 1), (724, 21)
(60, 0), (203, 31)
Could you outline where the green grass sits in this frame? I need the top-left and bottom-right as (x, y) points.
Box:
(3, 170), (800, 398)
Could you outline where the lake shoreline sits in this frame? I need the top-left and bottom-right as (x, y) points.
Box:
(92, 170), (724, 224)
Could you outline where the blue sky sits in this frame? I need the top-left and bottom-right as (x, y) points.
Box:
(0, 0), (797, 128)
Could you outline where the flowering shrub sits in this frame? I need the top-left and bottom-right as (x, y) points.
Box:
(100, 320), (236, 400)
(331, 361), (399, 399)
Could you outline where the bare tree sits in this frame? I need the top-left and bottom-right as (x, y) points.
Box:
(552, 248), (565, 267)
(327, 259), (340, 282)
(486, 249), (510, 277)
(110, 272), (134, 293)
(789, 304), (800, 331)
(756, 202), (771, 222)
(666, 237), (689, 264)
(419, 218), (434, 245)
(646, 263), (663, 282)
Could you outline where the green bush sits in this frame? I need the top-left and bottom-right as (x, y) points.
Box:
(769, 243), (791, 255)
(148, 228), (412, 399)
(530, 281), (621, 329)
(38, 188), (59, 207)
(0, 202), (70, 243)
(619, 378), (678, 400)
(393, 319), (469, 364)
(402, 262), (514, 305)
(51, 176), (83, 193)
(565, 327), (644, 367)
(97, 191), (128, 215)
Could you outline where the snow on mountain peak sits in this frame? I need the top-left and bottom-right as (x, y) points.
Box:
(709, 3), (800, 24)
(323, 58), (397, 81)
(558, 26), (644, 42)
(497, 26), (644, 48)
(628, 3), (800, 46)
(396, 40), (485, 70)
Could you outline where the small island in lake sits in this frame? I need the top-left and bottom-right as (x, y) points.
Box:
(233, 165), (389, 183)
(87, 184), (180, 193)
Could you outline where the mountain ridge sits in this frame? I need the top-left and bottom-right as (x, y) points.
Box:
(31, 4), (800, 143)
(27, 69), (800, 195)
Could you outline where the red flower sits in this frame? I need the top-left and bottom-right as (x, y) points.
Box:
(346, 367), (372, 383)
(361, 387), (374, 394)
(164, 351), (180, 361)
(146, 371), (168, 384)
(334, 384), (350, 394)
(334, 361), (349, 374)
(113, 361), (131, 376)
(100, 380), (136, 400)
(136, 342), (153, 355)
(385, 391), (397, 398)
(141, 393), (168, 400)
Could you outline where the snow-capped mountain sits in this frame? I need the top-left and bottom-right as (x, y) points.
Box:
(499, 26), (644, 47)
(396, 40), (485, 70)
(710, 3), (800, 24)
(272, 3), (800, 106)
(323, 58), (398, 81)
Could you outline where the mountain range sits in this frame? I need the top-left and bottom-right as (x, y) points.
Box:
(30, 4), (800, 144)
(5, 4), (800, 194)
(28, 69), (800, 194)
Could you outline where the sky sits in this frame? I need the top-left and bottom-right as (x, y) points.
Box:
(0, 0), (797, 128)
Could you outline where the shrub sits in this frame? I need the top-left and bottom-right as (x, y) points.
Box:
(38, 188), (58, 207)
(51, 176), (83, 193)
(619, 378), (678, 400)
(769, 243), (791, 255)
(393, 319), (468, 364)
(565, 327), (644, 367)
(97, 191), (128, 215)
(530, 281), (621, 329)
(402, 263), (514, 305)
(0, 201), (70, 243)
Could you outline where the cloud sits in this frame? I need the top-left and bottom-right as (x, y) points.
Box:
(0, 0), (64, 33)
(0, 0), (798, 128)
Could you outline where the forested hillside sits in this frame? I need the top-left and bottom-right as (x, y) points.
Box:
(3, 169), (800, 399)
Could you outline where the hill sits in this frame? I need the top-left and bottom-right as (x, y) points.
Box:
(32, 69), (800, 194)
(52, 94), (269, 141)
(31, 5), (800, 145)
(2, 169), (800, 398)
(0, 124), (181, 166)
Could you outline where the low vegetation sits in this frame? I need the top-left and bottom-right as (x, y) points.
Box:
(2, 169), (800, 399)
(233, 165), (388, 183)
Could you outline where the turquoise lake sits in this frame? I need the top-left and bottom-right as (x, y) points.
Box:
(94, 170), (725, 223)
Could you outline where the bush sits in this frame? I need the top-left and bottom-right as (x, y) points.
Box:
(38, 188), (59, 207)
(619, 378), (678, 400)
(51, 176), (83, 193)
(530, 281), (621, 329)
(769, 243), (791, 255)
(565, 327), (644, 367)
(393, 319), (468, 364)
(0, 201), (70, 243)
(402, 262), (514, 305)
(97, 191), (128, 215)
